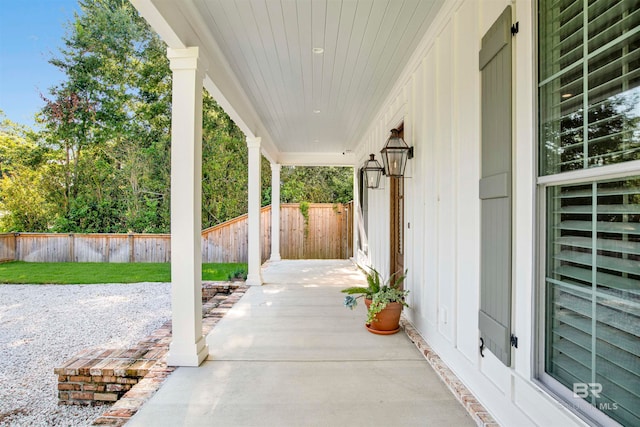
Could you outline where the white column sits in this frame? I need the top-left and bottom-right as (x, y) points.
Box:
(352, 166), (359, 261)
(166, 47), (208, 366)
(270, 163), (281, 261)
(246, 137), (263, 286)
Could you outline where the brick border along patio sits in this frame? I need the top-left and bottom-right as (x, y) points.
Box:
(52, 283), (247, 427)
(401, 319), (498, 427)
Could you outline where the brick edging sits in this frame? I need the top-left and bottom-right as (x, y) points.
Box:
(91, 284), (248, 426)
(400, 318), (500, 427)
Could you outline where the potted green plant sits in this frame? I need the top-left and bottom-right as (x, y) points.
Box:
(341, 266), (383, 305)
(342, 267), (409, 335)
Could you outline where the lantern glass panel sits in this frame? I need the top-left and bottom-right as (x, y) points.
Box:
(381, 129), (410, 177)
(363, 154), (383, 189)
(364, 169), (381, 188)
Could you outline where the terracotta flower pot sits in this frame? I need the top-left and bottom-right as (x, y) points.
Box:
(364, 299), (402, 335)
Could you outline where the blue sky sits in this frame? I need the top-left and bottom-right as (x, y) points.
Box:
(0, 0), (79, 128)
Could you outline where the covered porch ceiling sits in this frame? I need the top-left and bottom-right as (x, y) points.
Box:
(132, 0), (444, 165)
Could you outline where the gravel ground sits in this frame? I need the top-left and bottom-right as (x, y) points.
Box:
(0, 282), (171, 427)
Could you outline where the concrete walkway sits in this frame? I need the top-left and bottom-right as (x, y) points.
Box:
(127, 260), (474, 427)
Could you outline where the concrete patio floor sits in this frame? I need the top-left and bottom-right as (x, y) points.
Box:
(127, 260), (475, 427)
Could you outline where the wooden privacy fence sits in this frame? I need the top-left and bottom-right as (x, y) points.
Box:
(0, 233), (16, 262)
(278, 203), (353, 260)
(7, 233), (171, 263)
(201, 206), (272, 263)
(2, 202), (353, 263)
(200, 202), (353, 261)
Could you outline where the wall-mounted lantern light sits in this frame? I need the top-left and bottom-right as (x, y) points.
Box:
(380, 128), (413, 178)
(363, 154), (384, 189)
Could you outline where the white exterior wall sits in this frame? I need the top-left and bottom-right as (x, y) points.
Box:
(355, 1), (588, 426)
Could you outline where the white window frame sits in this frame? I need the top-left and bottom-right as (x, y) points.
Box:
(534, 1), (640, 424)
(536, 164), (639, 427)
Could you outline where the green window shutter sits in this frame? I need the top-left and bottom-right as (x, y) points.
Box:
(479, 6), (513, 366)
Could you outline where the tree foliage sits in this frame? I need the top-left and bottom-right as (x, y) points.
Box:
(0, 0), (352, 233)
(0, 112), (59, 231)
(280, 166), (353, 204)
(35, 0), (173, 232)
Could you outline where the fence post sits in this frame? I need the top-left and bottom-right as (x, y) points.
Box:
(69, 233), (75, 262)
(13, 233), (19, 261)
(105, 235), (110, 263)
(128, 234), (135, 263)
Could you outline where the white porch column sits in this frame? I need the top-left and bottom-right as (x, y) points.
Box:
(352, 166), (359, 261)
(270, 163), (281, 261)
(166, 47), (208, 366)
(246, 137), (263, 286)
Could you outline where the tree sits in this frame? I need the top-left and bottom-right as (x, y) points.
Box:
(0, 112), (48, 178)
(201, 94), (249, 228)
(0, 166), (61, 232)
(5, 0), (353, 233)
(38, 0), (172, 232)
(281, 166), (353, 204)
(0, 112), (59, 231)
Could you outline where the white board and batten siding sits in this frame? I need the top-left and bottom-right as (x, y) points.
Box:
(354, 1), (585, 426)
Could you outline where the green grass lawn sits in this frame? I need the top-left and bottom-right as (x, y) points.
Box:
(0, 261), (247, 284)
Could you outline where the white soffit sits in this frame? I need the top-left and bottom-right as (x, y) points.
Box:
(133, 0), (444, 164)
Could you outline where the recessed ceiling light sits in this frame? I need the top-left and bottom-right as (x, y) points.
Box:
(313, 109), (321, 114)
(312, 47), (324, 54)
(561, 93), (573, 98)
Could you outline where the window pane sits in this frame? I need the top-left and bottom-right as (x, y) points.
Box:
(588, 0), (639, 53)
(539, 0), (640, 175)
(586, 30), (640, 167)
(539, 74), (585, 174)
(545, 178), (640, 426)
(539, 0), (583, 82)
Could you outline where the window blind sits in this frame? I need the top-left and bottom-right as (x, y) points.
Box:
(546, 177), (640, 426)
(539, 0), (640, 175)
